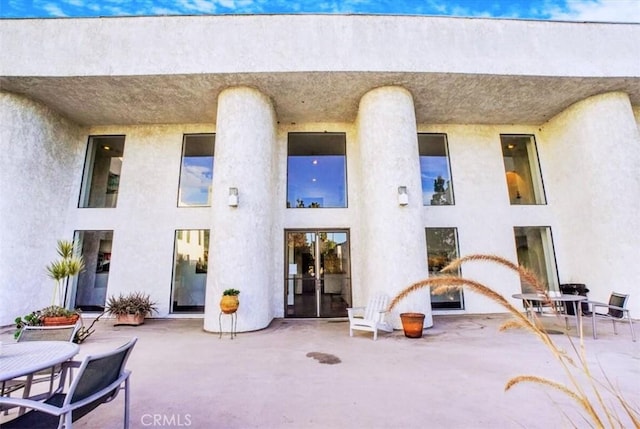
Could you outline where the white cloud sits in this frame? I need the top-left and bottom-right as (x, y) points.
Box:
(175, 0), (218, 14)
(546, 0), (640, 23)
(41, 3), (68, 16)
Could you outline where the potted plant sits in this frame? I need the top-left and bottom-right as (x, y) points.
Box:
(39, 305), (81, 327)
(220, 288), (240, 314)
(13, 306), (81, 338)
(106, 292), (158, 326)
(29, 239), (86, 326)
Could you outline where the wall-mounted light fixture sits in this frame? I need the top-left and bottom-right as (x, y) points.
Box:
(228, 187), (239, 207)
(398, 186), (409, 206)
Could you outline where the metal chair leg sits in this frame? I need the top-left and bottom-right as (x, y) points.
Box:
(628, 317), (636, 342)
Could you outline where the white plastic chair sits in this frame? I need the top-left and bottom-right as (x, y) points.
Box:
(347, 294), (393, 340)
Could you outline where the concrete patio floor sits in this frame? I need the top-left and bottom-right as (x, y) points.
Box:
(1, 313), (639, 429)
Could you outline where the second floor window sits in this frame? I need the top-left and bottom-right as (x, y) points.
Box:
(419, 134), (454, 205)
(287, 132), (347, 208)
(79, 136), (125, 208)
(178, 134), (215, 207)
(501, 135), (546, 205)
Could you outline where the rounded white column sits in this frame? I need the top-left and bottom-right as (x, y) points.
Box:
(542, 92), (640, 315)
(356, 86), (432, 329)
(203, 87), (277, 333)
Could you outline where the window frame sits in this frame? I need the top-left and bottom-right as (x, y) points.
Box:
(426, 227), (464, 310)
(501, 134), (547, 205)
(78, 135), (126, 208)
(513, 226), (559, 293)
(418, 133), (455, 206)
(170, 229), (210, 314)
(177, 133), (215, 208)
(286, 132), (348, 209)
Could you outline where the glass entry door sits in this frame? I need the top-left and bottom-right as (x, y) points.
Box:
(285, 230), (351, 318)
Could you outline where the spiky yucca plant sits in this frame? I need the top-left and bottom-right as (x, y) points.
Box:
(387, 254), (639, 428)
(45, 239), (85, 307)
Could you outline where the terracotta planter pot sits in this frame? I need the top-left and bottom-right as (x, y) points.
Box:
(400, 313), (426, 338)
(220, 296), (239, 314)
(42, 314), (80, 326)
(115, 314), (146, 326)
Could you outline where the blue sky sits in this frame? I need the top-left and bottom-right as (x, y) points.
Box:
(0, 0), (638, 22)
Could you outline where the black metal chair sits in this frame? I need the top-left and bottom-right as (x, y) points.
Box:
(0, 337), (137, 429)
(583, 293), (636, 341)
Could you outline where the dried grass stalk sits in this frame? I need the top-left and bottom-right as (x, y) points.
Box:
(506, 375), (603, 426)
(386, 253), (639, 427)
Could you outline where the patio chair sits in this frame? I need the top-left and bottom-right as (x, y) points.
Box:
(583, 292), (636, 341)
(17, 323), (80, 343)
(2, 323), (81, 400)
(0, 337), (138, 429)
(347, 294), (393, 340)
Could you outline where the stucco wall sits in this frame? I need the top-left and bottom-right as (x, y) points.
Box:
(540, 92), (640, 316)
(418, 124), (544, 314)
(1, 15), (638, 78)
(69, 123), (214, 321)
(2, 87), (638, 328)
(0, 93), (86, 326)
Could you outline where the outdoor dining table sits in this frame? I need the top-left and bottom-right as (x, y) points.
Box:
(1, 341), (79, 382)
(1, 340), (79, 412)
(512, 293), (587, 333)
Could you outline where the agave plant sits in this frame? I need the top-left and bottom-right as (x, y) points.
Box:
(106, 292), (158, 317)
(45, 239), (85, 307)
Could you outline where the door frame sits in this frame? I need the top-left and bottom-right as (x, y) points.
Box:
(284, 228), (351, 318)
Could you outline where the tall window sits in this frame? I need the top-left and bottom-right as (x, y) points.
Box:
(171, 229), (209, 313)
(501, 135), (546, 205)
(178, 134), (215, 207)
(287, 132), (347, 208)
(73, 230), (113, 311)
(79, 136), (125, 208)
(419, 134), (454, 205)
(514, 226), (558, 293)
(426, 228), (463, 309)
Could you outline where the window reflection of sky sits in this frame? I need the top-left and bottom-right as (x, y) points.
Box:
(287, 156), (346, 207)
(420, 156), (450, 204)
(179, 156), (214, 206)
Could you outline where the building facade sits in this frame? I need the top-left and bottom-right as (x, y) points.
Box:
(1, 14), (639, 331)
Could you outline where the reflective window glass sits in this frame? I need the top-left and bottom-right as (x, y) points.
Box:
(79, 136), (125, 208)
(419, 134), (454, 205)
(287, 133), (347, 208)
(171, 229), (209, 313)
(514, 226), (558, 293)
(426, 228), (463, 309)
(73, 230), (113, 311)
(501, 135), (546, 205)
(178, 134), (215, 207)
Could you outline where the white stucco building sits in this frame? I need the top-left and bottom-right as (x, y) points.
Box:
(1, 14), (639, 331)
